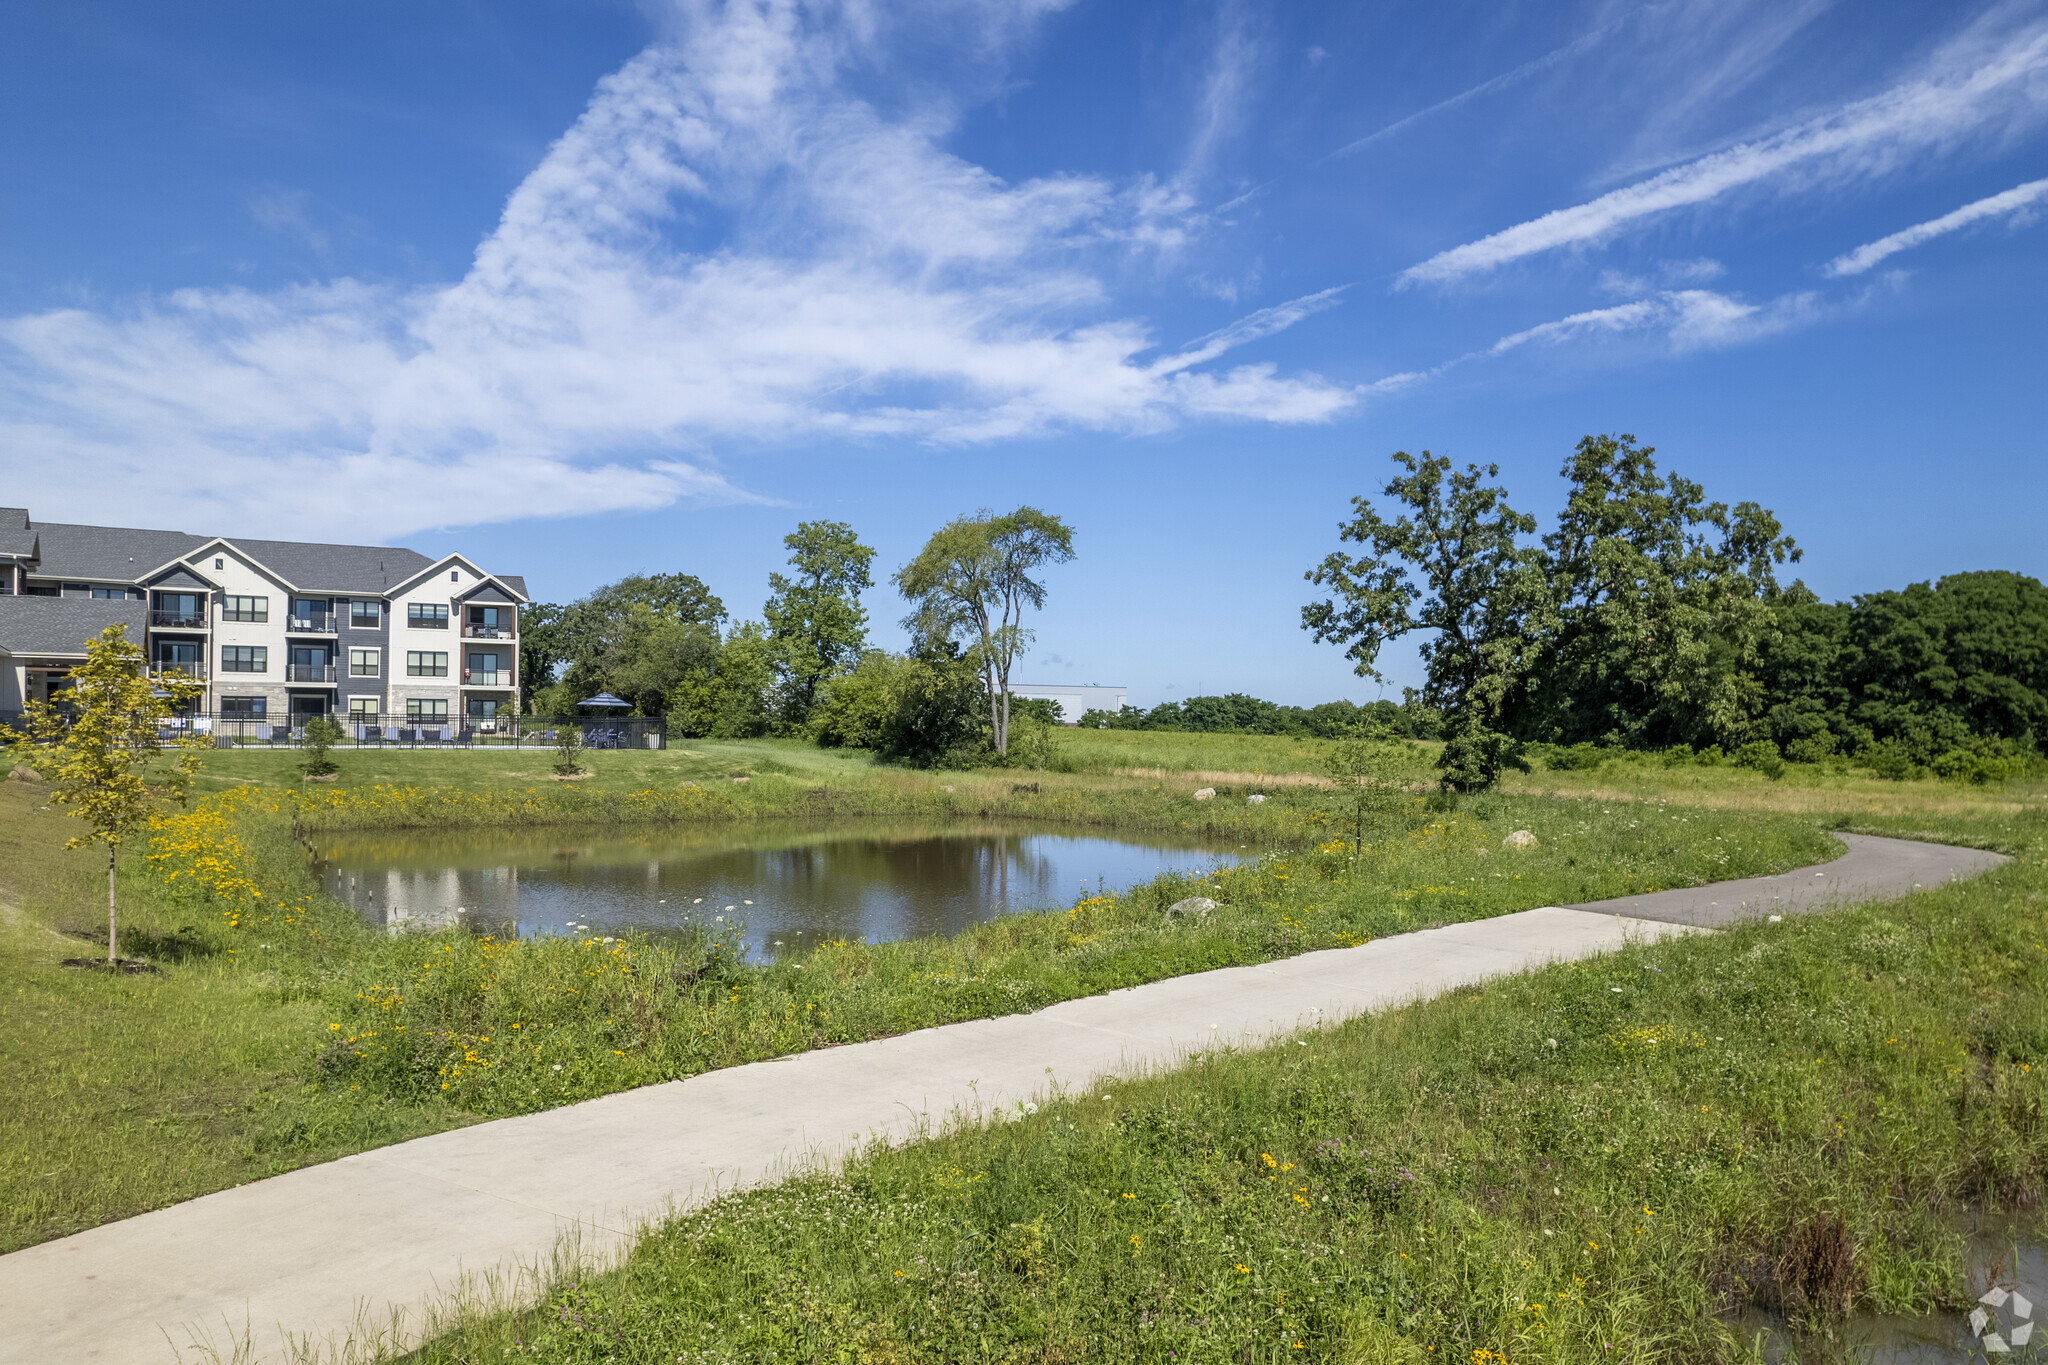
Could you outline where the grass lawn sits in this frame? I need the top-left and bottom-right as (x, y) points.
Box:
(0, 737), (1838, 1255)
(396, 773), (2048, 1365)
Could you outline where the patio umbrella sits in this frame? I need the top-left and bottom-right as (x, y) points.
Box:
(579, 692), (631, 709)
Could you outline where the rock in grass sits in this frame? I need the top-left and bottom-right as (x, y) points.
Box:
(1167, 896), (1217, 919)
(1503, 829), (1538, 850)
(1192, 787), (1217, 801)
(7, 765), (41, 782)
(1246, 794), (1268, 805)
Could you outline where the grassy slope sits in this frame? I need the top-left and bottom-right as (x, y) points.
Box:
(393, 772), (2048, 1365)
(0, 786), (466, 1253)
(0, 739), (1832, 1254)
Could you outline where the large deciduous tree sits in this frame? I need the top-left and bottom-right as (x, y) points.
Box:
(764, 520), (876, 729)
(894, 507), (1075, 755)
(545, 573), (728, 715)
(10, 625), (203, 968)
(1511, 434), (1800, 750)
(1301, 452), (1547, 790)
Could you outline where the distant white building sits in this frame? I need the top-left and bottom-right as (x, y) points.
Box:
(1007, 682), (1127, 724)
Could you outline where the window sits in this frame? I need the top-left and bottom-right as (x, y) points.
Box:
(406, 698), (450, 721)
(349, 649), (380, 677)
(466, 698), (503, 719)
(450, 570), (460, 582)
(407, 603), (449, 628)
(351, 600), (380, 628)
(221, 645), (267, 673)
(90, 586), (127, 600)
(406, 651), (449, 678)
(466, 605), (511, 636)
(222, 595), (268, 623)
(214, 557), (224, 570)
(348, 697), (379, 720)
(220, 696), (267, 718)
(61, 583), (90, 597)
(466, 650), (504, 683)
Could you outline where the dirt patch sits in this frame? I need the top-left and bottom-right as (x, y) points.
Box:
(59, 957), (160, 975)
(549, 772), (593, 782)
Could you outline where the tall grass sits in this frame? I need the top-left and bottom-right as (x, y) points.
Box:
(402, 804), (2048, 1364)
(157, 784), (1833, 1120)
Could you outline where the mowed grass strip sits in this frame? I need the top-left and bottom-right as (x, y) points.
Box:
(402, 804), (2048, 1365)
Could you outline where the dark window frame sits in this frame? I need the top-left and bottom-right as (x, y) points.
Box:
(222, 595), (268, 623)
(405, 650), (449, 678)
(220, 645), (268, 674)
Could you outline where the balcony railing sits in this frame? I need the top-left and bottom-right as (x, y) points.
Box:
(150, 609), (207, 629)
(462, 670), (510, 687)
(462, 623), (516, 639)
(151, 662), (208, 680)
(287, 613), (337, 634)
(286, 664), (337, 683)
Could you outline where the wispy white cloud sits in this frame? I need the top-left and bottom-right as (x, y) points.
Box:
(0, 0), (1352, 542)
(1825, 173), (2048, 274)
(1327, 15), (1630, 161)
(1401, 8), (2048, 285)
(1596, 257), (1726, 295)
(1486, 288), (1821, 357)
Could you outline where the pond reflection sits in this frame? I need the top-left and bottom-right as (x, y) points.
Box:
(314, 820), (1237, 955)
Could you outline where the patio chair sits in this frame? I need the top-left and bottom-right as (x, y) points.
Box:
(384, 726), (401, 743)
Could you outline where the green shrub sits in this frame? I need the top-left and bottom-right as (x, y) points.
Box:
(1784, 733), (1836, 765)
(1732, 739), (1785, 780)
(1861, 739), (1918, 781)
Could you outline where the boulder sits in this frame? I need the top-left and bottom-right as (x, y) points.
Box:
(7, 765), (41, 782)
(1246, 794), (1268, 805)
(1166, 896), (1217, 919)
(731, 776), (750, 784)
(1503, 829), (1539, 850)
(1192, 787), (1217, 801)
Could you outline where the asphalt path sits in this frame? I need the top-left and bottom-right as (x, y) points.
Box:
(0, 832), (2007, 1364)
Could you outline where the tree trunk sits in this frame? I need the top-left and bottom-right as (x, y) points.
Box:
(106, 844), (117, 968)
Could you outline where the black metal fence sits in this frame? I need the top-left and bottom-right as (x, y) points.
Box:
(3, 710), (664, 750)
(196, 713), (664, 750)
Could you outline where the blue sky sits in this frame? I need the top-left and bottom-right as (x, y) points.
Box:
(2, 0), (2044, 706)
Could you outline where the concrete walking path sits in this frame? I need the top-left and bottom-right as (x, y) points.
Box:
(0, 833), (2007, 1363)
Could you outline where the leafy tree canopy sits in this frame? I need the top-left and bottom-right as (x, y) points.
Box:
(764, 520), (875, 728)
(895, 507), (1074, 754)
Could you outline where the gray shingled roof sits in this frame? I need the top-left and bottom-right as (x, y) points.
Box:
(218, 537), (435, 593)
(0, 597), (148, 657)
(22, 516), (523, 597)
(498, 574), (529, 598)
(30, 522), (206, 581)
(0, 508), (38, 560)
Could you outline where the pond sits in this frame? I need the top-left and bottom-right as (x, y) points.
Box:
(313, 821), (1240, 955)
(1731, 1217), (2047, 1362)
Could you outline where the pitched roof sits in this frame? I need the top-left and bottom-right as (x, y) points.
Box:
(213, 538), (435, 593)
(0, 508), (41, 561)
(20, 515), (520, 597)
(0, 597), (148, 657)
(30, 522), (206, 582)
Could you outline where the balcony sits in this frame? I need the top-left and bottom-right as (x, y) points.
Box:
(462, 670), (511, 687)
(462, 623), (516, 639)
(286, 664), (337, 684)
(150, 609), (207, 629)
(150, 662), (208, 681)
(287, 613), (338, 634)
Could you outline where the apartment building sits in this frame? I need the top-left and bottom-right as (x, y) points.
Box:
(0, 507), (527, 728)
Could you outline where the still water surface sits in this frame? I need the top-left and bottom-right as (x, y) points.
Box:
(315, 821), (1237, 955)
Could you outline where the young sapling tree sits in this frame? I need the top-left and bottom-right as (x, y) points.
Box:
(9, 624), (204, 967)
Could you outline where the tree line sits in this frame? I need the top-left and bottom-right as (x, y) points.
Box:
(1303, 434), (2048, 789)
(517, 508), (1074, 767)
